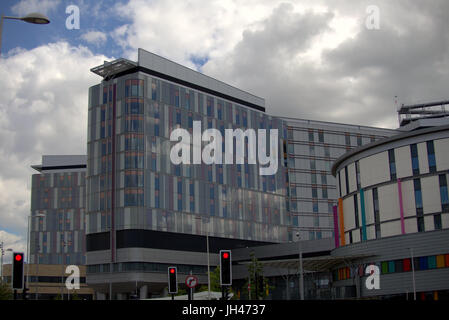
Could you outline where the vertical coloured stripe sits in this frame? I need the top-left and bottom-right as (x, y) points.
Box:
(360, 189), (367, 241)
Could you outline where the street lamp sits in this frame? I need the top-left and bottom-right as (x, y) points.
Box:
(0, 244), (13, 282)
(0, 12), (50, 55)
(195, 216), (211, 300)
(26, 213), (45, 298)
(409, 248), (416, 301)
(295, 232), (304, 300)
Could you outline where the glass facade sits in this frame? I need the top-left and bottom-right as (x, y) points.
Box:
(87, 74), (289, 245)
(30, 170), (86, 265)
(283, 120), (394, 240)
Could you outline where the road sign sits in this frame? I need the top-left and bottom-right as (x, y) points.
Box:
(185, 275), (199, 288)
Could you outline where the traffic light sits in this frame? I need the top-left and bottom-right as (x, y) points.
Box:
(12, 252), (24, 290)
(168, 267), (177, 294)
(220, 250), (232, 286)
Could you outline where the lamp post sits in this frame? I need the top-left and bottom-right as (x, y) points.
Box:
(0, 13), (50, 55)
(26, 213), (45, 299)
(409, 248), (416, 301)
(0, 243), (13, 282)
(195, 216), (211, 300)
(295, 232), (304, 300)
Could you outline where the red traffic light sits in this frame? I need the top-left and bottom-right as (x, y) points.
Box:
(169, 268), (175, 274)
(222, 252), (229, 259)
(15, 254), (22, 261)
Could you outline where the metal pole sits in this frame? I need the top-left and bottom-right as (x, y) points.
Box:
(26, 216), (31, 300)
(297, 236), (304, 300)
(206, 222), (211, 301)
(109, 262), (112, 300)
(61, 213), (65, 301)
(0, 242), (3, 283)
(410, 248), (416, 301)
(35, 252), (39, 300)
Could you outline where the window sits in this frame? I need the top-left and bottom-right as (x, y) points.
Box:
(410, 144), (419, 175)
(308, 130), (314, 142)
(125, 134), (144, 151)
(312, 187), (318, 199)
(124, 99), (143, 115)
(373, 188), (381, 239)
(427, 141), (436, 173)
(124, 189), (144, 206)
(344, 166), (349, 195)
(414, 178), (424, 232)
(357, 135), (362, 146)
(151, 80), (158, 101)
(324, 146), (330, 158)
(322, 188), (328, 199)
(439, 174), (449, 212)
(124, 116), (143, 133)
(354, 195), (360, 229)
(338, 172), (342, 198)
(125, 79), (144, 97)
(321, 174), (327, 185)
(318, 131), (324, 143)
(355, 160), (361, 190)
(310, 160), (316, 171)
(345, 133), (351, 146)
(206, 96), (214, 117)
(125, 152), (144, 169)
(388, 149), (396, 181)
(311, 173), (317, 184)
(313, 201), (319, 213)
(125, 171), (144, 188)
(434, 214), (442, 230)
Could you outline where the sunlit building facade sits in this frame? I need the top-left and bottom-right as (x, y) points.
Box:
(86, 49), (289, 298)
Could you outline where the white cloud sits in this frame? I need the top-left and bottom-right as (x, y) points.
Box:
(80, 31), (108, 46)
(0, 42), (110, 250)
(0, 230), (26, 264)
(11, 0), (60, 16)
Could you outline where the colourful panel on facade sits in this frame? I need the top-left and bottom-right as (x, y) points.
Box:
(436, 255), (445, 268)
(428, 256), (437, 269)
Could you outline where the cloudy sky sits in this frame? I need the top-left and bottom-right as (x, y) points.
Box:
(0, 0), (448, 261)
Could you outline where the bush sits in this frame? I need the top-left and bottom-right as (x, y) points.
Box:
(0, 282), (13, 300)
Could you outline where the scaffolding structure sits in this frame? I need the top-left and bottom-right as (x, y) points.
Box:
(398, 100), (449, 127)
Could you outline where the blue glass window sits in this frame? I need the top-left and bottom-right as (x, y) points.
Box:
(125, 135), (144, 151)
(125, 79), (144, 97)
(125, 100), (143, 115)
(410, 144), (419, 175)
(388, 149), (396, 181)
(439, 174), (449, 212)
(427, 141), (436, 173)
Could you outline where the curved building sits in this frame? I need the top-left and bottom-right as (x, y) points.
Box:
(331, 124), (449, 299)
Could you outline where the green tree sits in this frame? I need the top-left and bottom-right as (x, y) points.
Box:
(0, 282), (13, 300)
(196, 267), (235, 299)
(70, 292), (82, 300)
(245, 251), (271, 300)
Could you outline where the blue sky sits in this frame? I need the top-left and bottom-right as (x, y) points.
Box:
(1, 0), (128, 58)
(1, 0), (449, 260)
